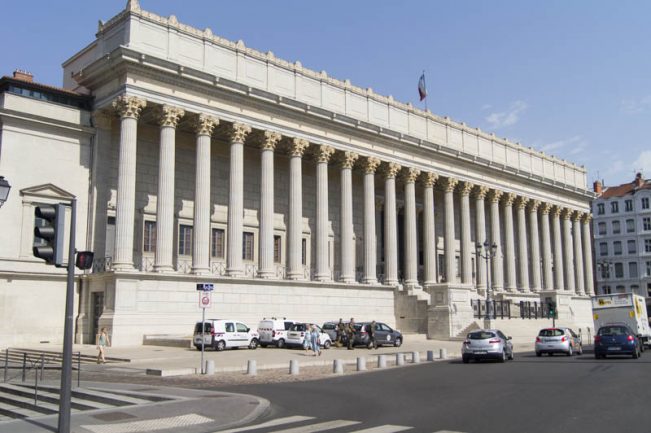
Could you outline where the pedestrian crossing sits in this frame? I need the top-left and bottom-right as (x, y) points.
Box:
(0, 383), (173, 422)
(214, 415), (466, 433)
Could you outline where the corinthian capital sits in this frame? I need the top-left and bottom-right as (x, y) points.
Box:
(515, 196), (529, 210)
(290, 138), (309, 157)
(403, 167), (421, 184)
(382, 162), (402, 179)
(488, 189), (503, 204)
(540, 202), (552, 215)
(194, 114), (219, 136)
(261, 130), (282, 151)
(421, 171), (439, 188)
(230, 122), (252, 143)
(572, 210), (582, 222)
(528, 199), (541, 212)
(581, 212), (592, 224)
(561, 208), (573, 220)
(362, 156), (381, 174)
(113, 95), (146, 119)
(474, 185), (489, 200)
(442, 177), (459, 193)
(551, 206), (562, 218)
(503, 192), (516, 207)
(459, 181), (474, 196)
(339, 151), (359, 169)
(156, 105), (185, 128)
(315, 145), (335, 163)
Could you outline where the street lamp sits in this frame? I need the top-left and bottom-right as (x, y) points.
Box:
(0, 176), (11, 208)
(476, 240), (498, 319)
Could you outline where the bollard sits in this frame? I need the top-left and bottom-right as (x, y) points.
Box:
(40, 354), (45, 381)
(205, 360), (215, 375)
(412, 351), (420, 363)
(439, 348), (447, 360)
(356, 357), (366, 371)
(377, 354), (387, 368)
(333, 359), (344, 374)
(427, 350), (434, 362)
(289, 359), (299, 375)
(77, 352), (81, 388)
(22, 353), (27, 382)
(396, 353), (405, 366)
(247, 360), (257, 376)
(4, 349), (8, 382)
(34, 363), (39, 406)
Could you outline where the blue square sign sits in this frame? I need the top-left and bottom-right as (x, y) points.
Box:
(196, 283), (214, 291)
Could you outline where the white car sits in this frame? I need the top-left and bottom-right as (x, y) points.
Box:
(193, 319), (259, 351)
(257, 317), (300, 348)
(286, 323), (332, 349)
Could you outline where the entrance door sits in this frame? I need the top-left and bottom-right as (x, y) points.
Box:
(91, 292), (104, 342)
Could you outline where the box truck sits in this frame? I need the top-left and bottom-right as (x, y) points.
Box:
(592, 293), (651, 348)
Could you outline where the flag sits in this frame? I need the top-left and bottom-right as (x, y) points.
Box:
(418, 73), (427, 101)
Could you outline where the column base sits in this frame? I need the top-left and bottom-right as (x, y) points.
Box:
(257, 269), (276, 279)
(339, 277), (355, 284)
(314, 273), (332, 282)
(363, 278), (378, 285)
(112, 262), (136, 272)
(227, 269), (244, 278)
(191, 267), (210, 275)
(154, 265), (175, 273)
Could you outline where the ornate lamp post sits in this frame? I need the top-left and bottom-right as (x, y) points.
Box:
(0, 176), (11, 208)
(476, 240), (498, 319)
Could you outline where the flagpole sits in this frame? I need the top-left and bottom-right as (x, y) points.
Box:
(422, 70), (428, 112)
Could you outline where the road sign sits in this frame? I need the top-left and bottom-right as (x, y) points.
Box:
(199, 292), (212, 308)
(196, 283), (214, 291)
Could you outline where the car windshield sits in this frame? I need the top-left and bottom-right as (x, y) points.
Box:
(598, 326), (629, 336)
(322, 323), (335, 330)
(468, 331), (495, 340)
(539, 329), (564, 337)
(194, 323), (212, 333)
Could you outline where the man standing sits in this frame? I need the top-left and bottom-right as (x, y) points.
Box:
(368, 320), (377, 349)
(346, 318), (356, 350)
(335, 318), (345, 348)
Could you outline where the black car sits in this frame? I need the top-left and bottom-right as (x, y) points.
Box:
(322, 321), (403, 348)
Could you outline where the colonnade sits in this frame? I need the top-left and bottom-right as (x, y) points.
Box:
(109, 95), (594, 296)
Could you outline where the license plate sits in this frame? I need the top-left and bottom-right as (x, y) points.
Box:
(474, 350), (487, 354)
(607, 347), (621, 351)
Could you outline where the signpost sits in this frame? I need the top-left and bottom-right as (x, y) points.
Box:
(197, 283), (214, 374)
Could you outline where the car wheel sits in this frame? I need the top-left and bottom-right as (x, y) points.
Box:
(566, 345), (573, 356)
(394, 337), (402, 348)
(194, 345), (201, 350)
(249, 338), (258, 350)
(536, 351), (542, 357)
(276, 339), (285, 349)
(462, 356), (470, 364)
(499, 350), (506, 363)
(323, 340), (331, 349)
(215, 340), (226, 351)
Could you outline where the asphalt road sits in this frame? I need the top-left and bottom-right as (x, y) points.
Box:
(218, 350), (651, 433)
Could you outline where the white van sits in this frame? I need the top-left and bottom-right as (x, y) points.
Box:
(193, 319), (259, 351)
(257, 317), (299, 348)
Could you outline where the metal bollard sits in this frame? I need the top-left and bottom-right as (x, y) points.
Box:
(377, 354), (387, 368)
(40, 354), (45, 381)
(396, 353), (405, 366)
(205, 360), (215, 375)
(333, 359), (344, 374)
(356, 357), (366, 371)
(289, 359), (299, 375)
(427, 350), (435, 362)
(77, 352), (81, 388)
(412, 351), (420, 363)
(439, 348), (447, 360)
(22, 353), (27, 382)
(34, 364), (39, 406)
(247, 360), (257, 376)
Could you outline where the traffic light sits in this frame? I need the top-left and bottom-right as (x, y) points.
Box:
(75, 251), (94, 270)
(548, 301), (557, 319)
(33, 204), (65, 266)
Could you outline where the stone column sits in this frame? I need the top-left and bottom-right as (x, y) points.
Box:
(540, 203), (554, 290)
(154, 105), (185, 272)
(443, 177), (459, 284)
(383, 162), (401, 286)
(315, 145), (335, 282)
(474, 186), (489, 292)
(573, 212), (585, 295)
(552, 206), (565, 291)
(562, 208), (575, 293)
(422, 172), (439, 286)
(192, 114), (218, 274)
(489, 190), (504, 291)
(362, 157), (381, 284)
(288, 138), (310, 280)
(459, 181), (474, 285)
(503, 193), (517, 292)
(516, 197), (530, 292)
(403, 167), (421, 287)
(339, 151), (358, 283)
(226, 122), (252, 277)
(112, 95), (146, 271)
(582, 213), (595, 295)
(258, 130), (282, 278)
(528, 200), (541, 291)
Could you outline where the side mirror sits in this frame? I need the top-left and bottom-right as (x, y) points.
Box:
(246, 327), (250, 332)
(507, 336), (512, 340)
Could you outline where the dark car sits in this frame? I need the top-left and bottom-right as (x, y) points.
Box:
(354, 322), (403, 348)
(594, 324), (642, 359)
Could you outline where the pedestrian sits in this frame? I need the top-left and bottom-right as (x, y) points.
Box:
(335, 318), (345, 348)
(310, 324), (321, 356)
(346, 318), (356, 350)
(96, 327), (110, 364)
(368, 320), (377, 349)
(303, 324), (311, 352)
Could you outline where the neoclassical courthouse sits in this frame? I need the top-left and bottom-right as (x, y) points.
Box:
(0, 1), (597, 346)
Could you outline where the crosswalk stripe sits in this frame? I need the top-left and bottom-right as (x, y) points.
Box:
(215, 415), (315, 432)
(267, 419), (360, 433)
(349, 426), (413, 433)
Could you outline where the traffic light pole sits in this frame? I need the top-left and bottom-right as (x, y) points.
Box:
(57, 198), (76, 433)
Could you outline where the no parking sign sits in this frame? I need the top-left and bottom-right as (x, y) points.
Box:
(199, 291), (212, 308)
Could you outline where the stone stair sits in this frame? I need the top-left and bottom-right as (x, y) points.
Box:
(394, 287), (430, 334)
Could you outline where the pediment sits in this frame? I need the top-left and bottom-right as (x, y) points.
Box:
(20, 183), (75, 200)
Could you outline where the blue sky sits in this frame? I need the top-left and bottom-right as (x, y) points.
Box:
(2, 0), (649, 187)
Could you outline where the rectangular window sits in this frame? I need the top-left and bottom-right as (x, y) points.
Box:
(642, 197), (650, 209)
(598, 222), (607, 235)
(629, 262), (638, 278)
(597, 203), (605, 215)
(211, 228), (225, 259)
(242, 232), (254, 261)
(612, 220), (620, 234)
(628, 240), (636, 254)
(613, 241), (622, 255)
(438, 254), (445, 282)
(301, 238), (307, 266)
(178, 224), (193, 256)
(643, 217), (651, 231)
(273, 235), (282, 263)
(616, 285), (625, 293)
(611, 201), (619, 214)
(614, 262), (624, 278)
(625, 199), (633, 212)
(647, 261), (651, 277)
(646, 239), (651, 253)
(600, 263), (610, 279)
(143, 220), (157, 253)
(599, 242), (608, 256)
(626, 219), (635, 233)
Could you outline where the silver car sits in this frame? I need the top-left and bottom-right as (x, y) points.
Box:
(535, 327), (583, 356)
(462, 329), (514, 363)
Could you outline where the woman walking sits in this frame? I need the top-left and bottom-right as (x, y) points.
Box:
(309, 324), (321, 356)
(96, 327), (110, 364)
